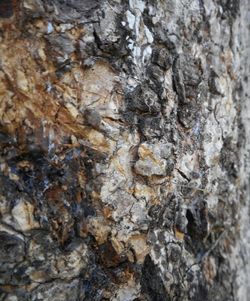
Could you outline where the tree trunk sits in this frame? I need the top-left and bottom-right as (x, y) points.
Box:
(0, 0), (250, 300)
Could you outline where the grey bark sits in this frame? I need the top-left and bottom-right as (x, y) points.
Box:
(0, 0), (250, 300)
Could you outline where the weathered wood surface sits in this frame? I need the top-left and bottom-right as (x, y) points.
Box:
(0, 0), (250, 300)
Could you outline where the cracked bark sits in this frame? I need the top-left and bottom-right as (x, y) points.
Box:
(0, 0), (250, 300)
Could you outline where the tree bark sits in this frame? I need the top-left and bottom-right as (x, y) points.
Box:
(0, 0), (250, 300)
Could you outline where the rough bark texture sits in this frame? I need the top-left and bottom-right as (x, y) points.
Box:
(0, 0), (250, 300)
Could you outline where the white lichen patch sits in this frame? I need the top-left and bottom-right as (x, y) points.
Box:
(203, 115), (223, 167)
(129, 0), (145, 13)
(11, 199), (39, 231)
(135, 141), (171, 177)
(16, 70), (29, 92)
(111, 279), (140, 301)
(126, 10), (136, 30)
